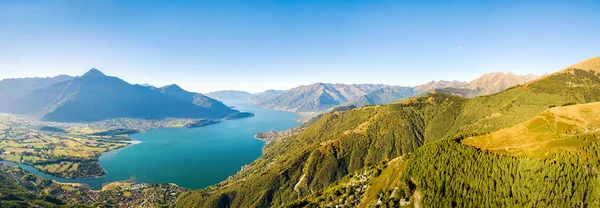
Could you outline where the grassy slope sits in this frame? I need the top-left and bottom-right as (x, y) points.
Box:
(175, 57), (600, 207)
(463, 102), (600, 159)
(356, 157), (406, 208)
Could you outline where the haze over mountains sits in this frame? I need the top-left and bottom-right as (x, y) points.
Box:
(206, 90), (253, 101)
(0, 69), (238, 122)
(206, 72), (538, 114)
(148, 84), (237, 115)
(206, 89), (285, 103)
(0, 68), (539, 123)
(348, 86), (414, 107)
(0, 75), (73, 111)
(248, 89), (284, 103)
(255, 83), (390, 112)
(417, 72), (539, 97)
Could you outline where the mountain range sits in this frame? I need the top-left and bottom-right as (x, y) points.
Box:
(0, 69), (238, 122)
(148, 84), (237, 116)
(206, 90), (253, 101)
(416, 72), (539, 97)
(207, 72), (538, 114)
(0, 68), (535, 123)
(0, 75), (73, 111)
(174, 57), (600, 207)
(206, 89), (285, 104)
(255, 83), (390, 112)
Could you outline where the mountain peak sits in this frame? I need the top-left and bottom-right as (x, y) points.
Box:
(162, 84), (183, 90)
(82, 68), (106, 77)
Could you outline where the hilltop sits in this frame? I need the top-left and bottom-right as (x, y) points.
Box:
(564, 56), (600, 72)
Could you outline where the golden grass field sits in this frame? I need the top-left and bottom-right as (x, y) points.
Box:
(463, 102), (600, 159)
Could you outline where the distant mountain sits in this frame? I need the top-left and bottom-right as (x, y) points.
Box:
(417, 72), (538, 98)
(467, 72), (538, 96)
(414, 80), (468, 93)
(206, 90), (253, 101)
(426, 87), (474, 97)
(0, 75), (73, 112)
(256, 83), (389, 113)
(346, 86), (414, 107)
(13, 68), (238, 122)
(248, 89), (284, 103)
(252, 73), (537, 114)
(151, 84), (237, 116)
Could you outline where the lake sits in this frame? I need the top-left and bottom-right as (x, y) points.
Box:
(3, 100), (299, 189)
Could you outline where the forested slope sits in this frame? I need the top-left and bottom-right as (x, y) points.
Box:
(175, 56), (600, 207)
(175, 94), (466, 207)
(0, 165), (65, 208)
(402, 139), (599, 207)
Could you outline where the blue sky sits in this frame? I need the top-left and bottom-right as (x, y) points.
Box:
(1, 0), (599, 93)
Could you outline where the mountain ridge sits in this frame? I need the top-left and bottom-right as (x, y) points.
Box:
(151, 84), (237, 116)
(255, 83), (391, 113)
(206, 90), (253, 101)
(250, 72), (538, 114)
(0, 75), (73, 112)
(8, 69), (238, 122)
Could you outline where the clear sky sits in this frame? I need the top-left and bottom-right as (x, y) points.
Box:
(1, 0), (599, 93)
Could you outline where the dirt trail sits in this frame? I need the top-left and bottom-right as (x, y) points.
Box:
(413, 190), (422, 208)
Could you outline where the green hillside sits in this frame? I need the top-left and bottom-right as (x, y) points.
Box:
(175, 57), (600, 207)
(175, 94), (465, 207)
(0, 165), (65, 208)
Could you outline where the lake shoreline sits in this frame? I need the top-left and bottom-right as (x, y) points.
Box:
(1, 101), (300, 191)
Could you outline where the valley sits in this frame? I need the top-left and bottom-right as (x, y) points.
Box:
(2, 1), (598, 207)
(0, 113), (226, 179)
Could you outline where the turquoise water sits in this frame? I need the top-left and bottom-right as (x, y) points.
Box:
(3, 100), (299, 189)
